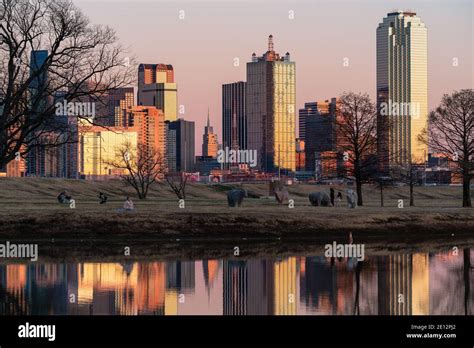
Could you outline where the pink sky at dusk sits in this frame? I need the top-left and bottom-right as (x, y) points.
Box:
(73, 0), (473, 154)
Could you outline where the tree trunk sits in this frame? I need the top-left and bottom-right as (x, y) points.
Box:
(380, 183), (384, 207)
(463, 249), (470, 315)
(355, 160), (363, 206)
(409, 178), (414, 207)
(356, 176), (363, 206)
(462, 173), (471, 207)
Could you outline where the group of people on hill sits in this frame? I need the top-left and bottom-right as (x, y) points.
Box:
(57, 191), (135, 212)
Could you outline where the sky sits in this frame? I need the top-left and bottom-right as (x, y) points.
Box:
(73, 0), (473, 154)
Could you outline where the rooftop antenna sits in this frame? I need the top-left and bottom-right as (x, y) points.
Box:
(268, 35), (274, 52)
(207, 107), (210, 128)
(231, 99), (239, 153)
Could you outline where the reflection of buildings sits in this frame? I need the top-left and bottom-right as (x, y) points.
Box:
(274, 257), (297, 315)
(1, 251), (454, 316)
(300, 257), (379, 315)
(202, 260), (220, 296)
(300, 257), (337, 313)
(27, 264), (68, 315)
(223, 260), (274, 315)
(76, 262), (166, 315)
(223, 260), (247, 315)
(166, 261), (195, 293)
(0, 265), (28, 314)
(165, 261), (196, 315)
(429, 251), (471, 315)
(412, 253), (429, 315)
(377, 253), (429, 315)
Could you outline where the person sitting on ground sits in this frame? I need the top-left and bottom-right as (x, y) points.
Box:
(57, 191), (72, 204)
(99, 192), (108, 204)
(123, 197), (135, 211)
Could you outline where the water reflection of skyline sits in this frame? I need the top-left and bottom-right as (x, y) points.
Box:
(0, 250), (472, 316)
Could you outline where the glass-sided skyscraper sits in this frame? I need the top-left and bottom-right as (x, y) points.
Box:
(377, 11), (428, 172)
(247, 35), (296, 174)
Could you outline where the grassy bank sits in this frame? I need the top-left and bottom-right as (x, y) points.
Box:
(0, 178), (472, 241)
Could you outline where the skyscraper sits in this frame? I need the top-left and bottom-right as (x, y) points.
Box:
(138, 64), (177, 122)
(377, 11), (428, 172)
(108, 87), (135, 127)
(167, 119), (195, 172)
(303, 99), (339, 170)
(29, 50), (48, 97)
(222, 81), (247, 151)
(123, 106), (166, 157)
(202, 109), (218, 158)
(247, 35), (296, 174)
(298, 102), (318, 141)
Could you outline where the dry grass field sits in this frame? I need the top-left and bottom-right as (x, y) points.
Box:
(0, 178), (472, 243)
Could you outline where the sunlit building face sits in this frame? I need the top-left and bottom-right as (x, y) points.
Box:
(247, 36), (296, 173)
(377, 11), (428, 169)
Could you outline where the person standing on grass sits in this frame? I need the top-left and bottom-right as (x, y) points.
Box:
(330, 188), (335, 207)
(336, 192), (343, 207)
(99, 192), (108, 204)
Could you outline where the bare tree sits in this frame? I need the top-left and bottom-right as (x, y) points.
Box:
(337, 92), (378, 206)
(0, 0), (135, 168)
(166, 172), (189, 200)
(420, 89), (473, 207)
(394, 159), (425, 207)
(107, 143), (167, 199)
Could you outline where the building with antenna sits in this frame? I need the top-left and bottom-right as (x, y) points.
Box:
(202, 109), (218, 158)
(247, 35), (296, 174)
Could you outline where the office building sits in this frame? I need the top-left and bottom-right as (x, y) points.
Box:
(78, 126), (137, 179)
(377, 11), (428, 172)
(123, 106), (166, 157)
(167, 119), (195, 172)
(222, 82), (247, 151)
(247, 35), (296, 174)
(138, 64), (177, 121)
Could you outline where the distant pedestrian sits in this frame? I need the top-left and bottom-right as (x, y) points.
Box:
(336, 192), (343, 207)
(99, 192), (108, 204)
(330, 188), (335, 207)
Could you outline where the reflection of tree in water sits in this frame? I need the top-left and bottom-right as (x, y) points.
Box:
(430, 249), (473, 315)
(354, 261), (363, 315)
(0, 284), (28, 315)
(463, 249), (471, 315)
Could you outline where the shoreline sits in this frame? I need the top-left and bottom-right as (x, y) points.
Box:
(0, 237), (472, 263)
(0, 208), (472, 240)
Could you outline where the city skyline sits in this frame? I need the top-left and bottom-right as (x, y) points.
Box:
(73, 0), (473, 154)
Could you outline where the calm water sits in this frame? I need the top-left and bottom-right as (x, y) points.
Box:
(0, 249), (472, 315)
